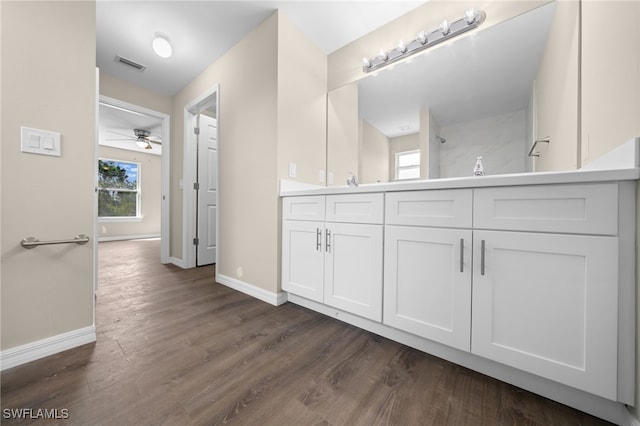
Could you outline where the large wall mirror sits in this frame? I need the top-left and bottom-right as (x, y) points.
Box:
(327, 1), (570, 185)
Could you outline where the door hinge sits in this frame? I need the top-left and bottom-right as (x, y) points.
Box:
(193, 238), (199, 246)
(194, 127), (200, 135)
(194, 182), (200, 190)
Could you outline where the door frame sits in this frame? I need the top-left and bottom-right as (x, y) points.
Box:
(183, 84), (220, 269)
(97, 95), (172, 264)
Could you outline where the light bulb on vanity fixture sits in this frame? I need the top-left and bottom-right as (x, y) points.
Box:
(152, 33), (172, 58)
(362, 8), (486, 73)
(439, 19), (451, 35)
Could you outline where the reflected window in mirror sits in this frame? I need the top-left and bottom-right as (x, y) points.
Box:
(396, 150), (421, 180)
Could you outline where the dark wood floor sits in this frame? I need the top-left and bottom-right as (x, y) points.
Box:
(1, 239), (612, 425)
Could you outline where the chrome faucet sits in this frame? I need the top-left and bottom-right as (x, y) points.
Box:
(347, 173), (359, 187)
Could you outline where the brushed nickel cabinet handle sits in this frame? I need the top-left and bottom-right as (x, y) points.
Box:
(480, 239), (486, 276)
(326, 229), (331, 253)
(316, 228), (322, 251)
(459, 238), (464, 273)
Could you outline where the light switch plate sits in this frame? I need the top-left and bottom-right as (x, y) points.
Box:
(289, 162), (297, 178)
(21, 127), (61, 157)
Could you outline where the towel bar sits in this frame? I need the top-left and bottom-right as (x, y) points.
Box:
(21, 234), (90, 249)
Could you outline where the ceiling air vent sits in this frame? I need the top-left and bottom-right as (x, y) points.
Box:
(114, 55), (146, 72)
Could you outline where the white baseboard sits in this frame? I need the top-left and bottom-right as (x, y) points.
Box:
(216, 274), (288, 306)
(169, 257), (186, 268)
(0, 326), (96, 371)
(626, 406), (640, 426)
(98, 234), (161, 242)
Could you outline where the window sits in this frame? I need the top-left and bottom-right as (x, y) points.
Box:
(395, 150), (421, 180)
(98, 159), (140, 219)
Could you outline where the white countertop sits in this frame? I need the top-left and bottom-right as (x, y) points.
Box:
(280, 167), (640, 197)
(281, 137), (640, 197)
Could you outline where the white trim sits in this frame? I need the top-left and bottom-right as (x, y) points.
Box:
(217, 274), (288, 306)
(98, 216), (143, 223)
(94, 68), (100, 297)
(0, 326), (96, 371)
(169, 256), (187, 269)
(98, 234), (161, 242)
(183, 84), (220, 269)
(98, 95), (171, 264)
(625, 407), (640, 426)
(183, 108), (197, 269)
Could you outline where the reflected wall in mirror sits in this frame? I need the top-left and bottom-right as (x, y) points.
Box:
(329, 1), (564, 185)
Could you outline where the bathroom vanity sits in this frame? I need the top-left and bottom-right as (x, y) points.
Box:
(280, 151), (639, 423)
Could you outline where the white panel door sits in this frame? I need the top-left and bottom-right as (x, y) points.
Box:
(197, 114), (218, 266)
(324, 222), (383, 321)
(472, 230), (619, 400)
(281, 220), (325, 302)
(384, 226), (472, 351)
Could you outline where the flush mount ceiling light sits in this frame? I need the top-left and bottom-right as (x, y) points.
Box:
(362, 8), (485, 73)
(152, 34), (172, 58)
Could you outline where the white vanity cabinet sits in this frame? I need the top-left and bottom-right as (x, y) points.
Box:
(280, 171), (637, 419)
(383, 190), (473, 351)
(471, 183), (621, 400)
(282, 193), (384, 321)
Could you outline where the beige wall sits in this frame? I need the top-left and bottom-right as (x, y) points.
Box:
(97, 146), (162, 240)
(581, 1), (640, 166)
(534, 0), (580, 171)
(172, 13), (279, 292)
(276, 13), (327, 185)
(99, 73), (173, 117)
(327, 83), (359, 186)
(1, 1), (96, 350)
(360, 120), (389, 184)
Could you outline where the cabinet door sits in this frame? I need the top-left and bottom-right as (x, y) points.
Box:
(324, 223), (383, 321)
(472, 230), (619, 400)
(384, 226), (472, 351)
(282, 220), (324, 302)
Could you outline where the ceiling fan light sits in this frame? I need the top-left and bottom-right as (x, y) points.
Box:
(136, 140), (149, 148)
(152, 35), (172, 58)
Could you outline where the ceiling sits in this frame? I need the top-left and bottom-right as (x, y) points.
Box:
(96, 1), (424, 97)
(96, 0), (424, 153)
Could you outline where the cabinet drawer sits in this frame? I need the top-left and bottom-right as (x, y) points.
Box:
(385, 189), (472, 228)
(282, 196), (325, 221)
(326, 193), (384, 224)
(474, 183), (618, 235)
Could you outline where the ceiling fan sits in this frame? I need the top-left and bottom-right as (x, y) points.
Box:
(105, 128), (161, 150)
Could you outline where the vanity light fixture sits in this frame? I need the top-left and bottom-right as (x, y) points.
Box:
(362, 8), (486, 73)
(152, 34), (172, 58)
